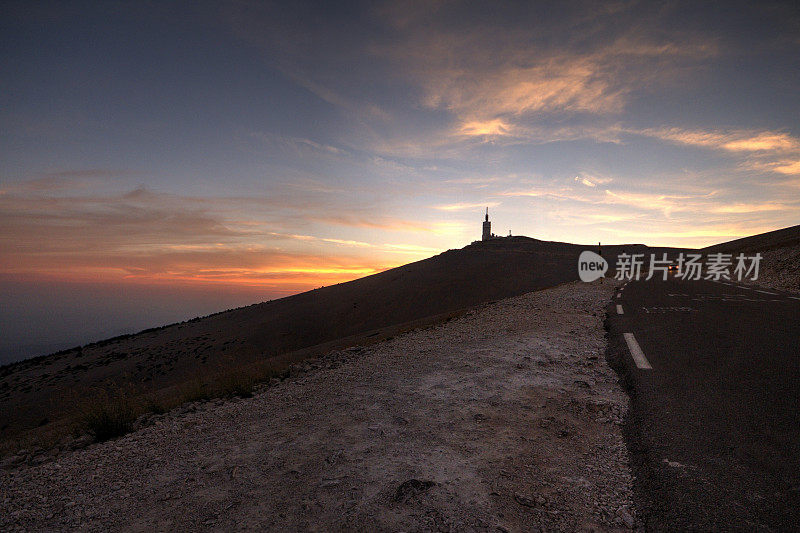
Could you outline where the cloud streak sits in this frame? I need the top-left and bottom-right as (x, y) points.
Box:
(432, 201), (500, 211)
(637, 128), (800, 153)
(0, 178), (451, 289)
(378, 8), (719, 128)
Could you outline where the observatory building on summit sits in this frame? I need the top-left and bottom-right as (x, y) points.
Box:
(479, 208), (509, 242)
(482, 208), (492, 241)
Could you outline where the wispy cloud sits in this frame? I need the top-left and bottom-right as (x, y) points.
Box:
(630, 127), (800, 185)
(221, 1), (723, 161)
(418, 55), (626, 120)
(432, 201), (500, 211)
(710, 202), (790, 213)
(771, 160), (800, 176)
(0, 177), (450, 287)
(381, 10), (718, 139)
(637, 127), (800, 153)
(603, 189), (718, 216)
(597, 224), (779, 243)
(382, 243), (442, 254)
(742, 157), (800, 179)
(443, 176), (511, 185)
(497, 186), (583, 201)
(250, 131), (346, 156)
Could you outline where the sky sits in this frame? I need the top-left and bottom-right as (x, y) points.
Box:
(1, 1), (799, 361)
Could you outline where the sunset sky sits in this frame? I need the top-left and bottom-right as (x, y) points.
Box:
(2, 1), (799, 359)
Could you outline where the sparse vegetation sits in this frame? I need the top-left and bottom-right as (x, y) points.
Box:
(181, 379), (212, 403)
(82, 389), (138, 442)
(143, 398), (167, 415)
(62, 361), (287, 444)
(2, 245), (500, 457)
(218, 371), (255, 398)
(183, 362), (284, 403)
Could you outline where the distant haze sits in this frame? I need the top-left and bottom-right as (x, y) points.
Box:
(0, 277), (273, 364)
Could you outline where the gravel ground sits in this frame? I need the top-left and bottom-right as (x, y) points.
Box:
(754, 244), (800, 294)
(1, 280), (636, 532)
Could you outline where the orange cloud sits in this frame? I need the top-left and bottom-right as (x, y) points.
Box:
(392, 29), (718, 140)
(459, 118), (513, 136)
(420, 57), (625, 123)
(631, 127), (800, 184)
(639, 127), (800, 153)
(773, 160), (800, 175)
(748, 158), (800, 177)
(0, 179), (438, 291)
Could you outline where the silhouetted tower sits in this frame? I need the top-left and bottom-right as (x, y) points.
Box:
(482, 208), (491, 241)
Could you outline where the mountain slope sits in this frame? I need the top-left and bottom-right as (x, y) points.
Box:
(703, 224), (800, 293)
(0, 236), (684, 447)
(702, 224), (800, 254)
(1, 281), (637, 530)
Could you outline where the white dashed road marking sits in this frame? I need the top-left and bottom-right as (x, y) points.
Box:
(616, 304), (624, 315)
(642, 306), (695, 313)
(756, 290), (778, 295)
(789, 296), (800, 301)
(623, 333), (652, 370)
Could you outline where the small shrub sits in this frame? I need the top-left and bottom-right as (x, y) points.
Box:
(144, 398), (166, 415)
(218, 371), (255, 398)
(83, 391), (137, 442)
(181, 380), (211, 403)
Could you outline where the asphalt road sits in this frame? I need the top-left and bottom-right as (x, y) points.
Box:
(606, 276), (800, 531)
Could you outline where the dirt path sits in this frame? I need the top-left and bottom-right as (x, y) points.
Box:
(1, 280), (636, 531)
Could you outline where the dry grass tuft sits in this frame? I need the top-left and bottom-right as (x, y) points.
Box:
(82, 389), (138, 442)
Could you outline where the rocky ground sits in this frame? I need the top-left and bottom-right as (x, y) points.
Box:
(755, 243), (800, 294)
(0, 280), (636, 532)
